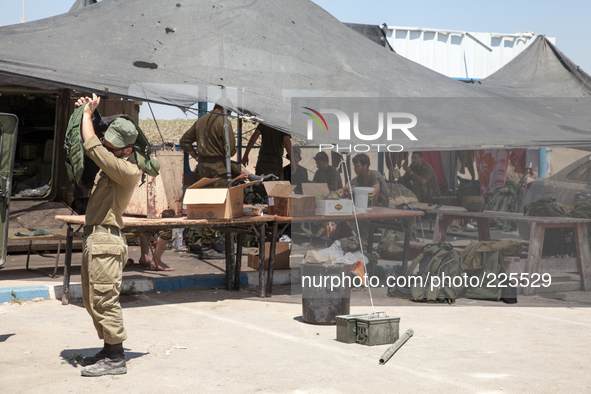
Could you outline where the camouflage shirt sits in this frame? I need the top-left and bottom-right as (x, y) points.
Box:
(313, 166), (343, 190)
(83, 135), (140, 229)
(179, 111), (236, 158)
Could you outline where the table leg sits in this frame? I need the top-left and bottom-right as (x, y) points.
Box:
(402, 219), (411, 276)
(25, 241), (32, 270)
(574, 223), (591, 291)
(51, 238), (62, 278)
(266, 221), (278, 296)
(476, 218), (491, 241)
(225, 231), (234, 291)
(433, 214), (449, 242)
(62, 225), (73, 305)
(234, 233), (243, 291)
(367, 224), (375, 256)
(258, 224), (267, 298)
(524, 223), (545, 296)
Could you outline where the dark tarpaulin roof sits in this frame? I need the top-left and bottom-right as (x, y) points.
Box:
(344, 23), (392, 50)
(0, 0), (589, 151)
(477, 35), (591, 97)
(69, 0), (98, 12)
(0, 0), (475, 129)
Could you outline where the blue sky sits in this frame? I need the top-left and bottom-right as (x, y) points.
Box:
(2, 0), (589, 119)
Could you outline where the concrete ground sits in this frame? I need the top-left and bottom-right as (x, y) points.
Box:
(2, 223), (590, 392)
(1, 286), (591, 393)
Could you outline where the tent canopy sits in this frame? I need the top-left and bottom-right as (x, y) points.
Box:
(0, 0), (589, 150)
(477, 36), (591, 97)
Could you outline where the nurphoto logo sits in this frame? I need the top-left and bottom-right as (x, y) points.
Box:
(302, 107), (418, 153)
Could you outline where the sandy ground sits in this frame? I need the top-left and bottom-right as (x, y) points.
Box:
(1, 286), (591, 393)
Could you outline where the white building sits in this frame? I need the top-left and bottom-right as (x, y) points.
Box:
(384, 26), (554, 80)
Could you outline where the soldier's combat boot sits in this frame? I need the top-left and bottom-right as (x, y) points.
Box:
(80, 342), (109, 366)
(81, 343), (127, 377)
(199, 245), (226, 260)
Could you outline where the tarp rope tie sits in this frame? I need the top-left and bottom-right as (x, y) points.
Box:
(337, 153), (377, 314)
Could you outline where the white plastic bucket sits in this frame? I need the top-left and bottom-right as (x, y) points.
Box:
(353, 187), (374, 210)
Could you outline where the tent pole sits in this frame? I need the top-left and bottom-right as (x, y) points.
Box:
(538, 148), (548, 179)
(224, 112), (232, 188)
(237, 118), (243, 164)
(452, 150), (458, 195)
(378, 152), (384, 175)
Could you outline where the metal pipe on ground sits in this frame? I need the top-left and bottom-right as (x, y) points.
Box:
(379, 329), (414, 365)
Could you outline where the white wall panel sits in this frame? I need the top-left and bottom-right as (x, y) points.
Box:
(385, 26), (543, 80)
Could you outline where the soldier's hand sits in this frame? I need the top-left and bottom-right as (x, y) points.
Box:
(75, 93), (101, 115)
(402, 161), (410, 173)
(241, 156), (249, 166)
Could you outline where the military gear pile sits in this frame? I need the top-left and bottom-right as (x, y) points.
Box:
(387, 242), (463, 304)
(387, 240), (522, 304)
(524, 197), (571, 217)
(484, 185), (519, 231)
(460, 240), (522, 302)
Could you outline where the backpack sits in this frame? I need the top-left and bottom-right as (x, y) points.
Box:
(461, 249), (508, 302)
(93, 113), (160, 185)
(64, 105), (160, 188)
(388, 242), (463, 304)
(64, 103), (87, 188)
(524, 197), (570, 217)
(484, 185), (519, 231)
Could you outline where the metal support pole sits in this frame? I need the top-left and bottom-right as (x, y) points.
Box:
(237, 118), (243, 165)
(539, 148), (548, 179)
(452, 150), (458, 195)
(258, 224), (267, 298)
(62, 225), (73, 305)
(234, 233), (243, 290)
(198, 102), (208, 116)
(402, 219), (411, 276)
(225, 232), (234, 291)
(223, 113), (232, 188)
(266, 221), (278, 296)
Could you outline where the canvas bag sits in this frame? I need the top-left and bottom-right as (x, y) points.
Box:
(64, 105), (160, 188)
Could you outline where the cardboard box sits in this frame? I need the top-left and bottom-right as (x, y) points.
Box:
(247, 242), (292, 270)
(315, 199), (353, 216)
(126, 150), (184, 218)
(184, 178), (258, 220)
(264, 181), (316, 217)
(302, 183), (353, 216)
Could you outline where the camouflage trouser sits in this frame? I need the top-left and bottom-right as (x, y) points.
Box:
(131, 228), (173, 241)
(255, 160), (284, 180)
(402, 181), (438, 202)
(158, 228), (172, 241)
(81, 231), (128, 344)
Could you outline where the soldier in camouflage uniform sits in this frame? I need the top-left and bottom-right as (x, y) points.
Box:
(75, 94), (140, 377)
(312, 151), (343, 191)
(179, 98), (245, 259)
(241, 123), (291, 180)
(399, 151), (440, 202)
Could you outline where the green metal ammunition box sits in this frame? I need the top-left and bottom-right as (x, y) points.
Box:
(356, 316), (400, 346)
(335, 314), (372, 343)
